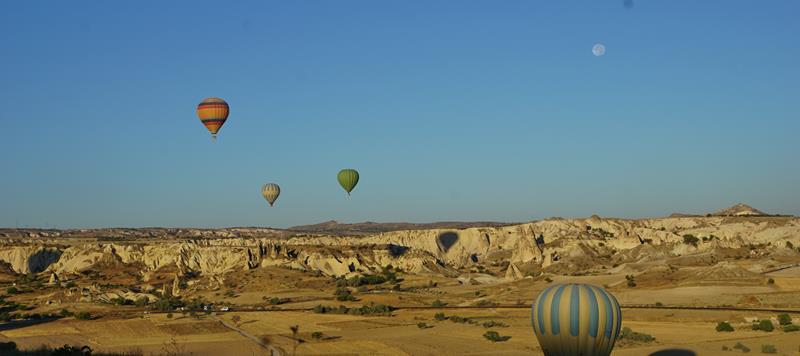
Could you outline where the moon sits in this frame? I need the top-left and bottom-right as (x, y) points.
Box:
(592, 43), (606, 57)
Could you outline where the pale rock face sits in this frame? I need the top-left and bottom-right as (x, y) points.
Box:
(0, 217), (797, 281)
(0, 246), (61, 274)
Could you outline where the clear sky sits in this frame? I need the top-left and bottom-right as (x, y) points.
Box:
(1, 1), (798, 228)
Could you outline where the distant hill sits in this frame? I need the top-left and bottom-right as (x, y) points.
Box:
(712, 203), (767, 217)
(288, 220), (513, 235)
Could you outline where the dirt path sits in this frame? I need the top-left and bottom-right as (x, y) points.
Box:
(209, 313), (284, 356)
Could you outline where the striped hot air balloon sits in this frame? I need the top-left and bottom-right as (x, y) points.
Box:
(531, 283), (622, 356)
(196, 97), (229, 140)
(261, 183), (280, 207)
(337, 169), (359, 196)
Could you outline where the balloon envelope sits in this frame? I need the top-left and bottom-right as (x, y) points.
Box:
(196, 97), (229, 138)
(592, 43), (606, 57)
(337, 169), (359, 195)
(531, 283), (621, 356)
(261, 183), (280, 207)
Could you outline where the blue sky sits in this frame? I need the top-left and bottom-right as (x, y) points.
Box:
(1, 1), (798, 228)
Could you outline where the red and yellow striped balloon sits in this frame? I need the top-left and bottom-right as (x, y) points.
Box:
(196, 97), (229, 139)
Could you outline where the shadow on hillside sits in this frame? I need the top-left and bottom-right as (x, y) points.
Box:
(0, 317), (59, 332)
(649, 349), (696, 356)
(27, 249), (61, 273)
(437, 232), (459, 252)
(1, 341), (140, 356)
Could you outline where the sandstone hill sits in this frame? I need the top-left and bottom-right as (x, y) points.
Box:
(713, 203), (767, 216)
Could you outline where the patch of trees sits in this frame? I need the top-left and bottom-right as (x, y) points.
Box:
(312, 303), (394, 316)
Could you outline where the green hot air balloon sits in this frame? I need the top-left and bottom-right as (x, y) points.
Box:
(261, 183), (281, 207)
(337, 169), (359, 196)
(531, 283), (622, 356)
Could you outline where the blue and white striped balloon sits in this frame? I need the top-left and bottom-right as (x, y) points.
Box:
(531, 283), (622, 356)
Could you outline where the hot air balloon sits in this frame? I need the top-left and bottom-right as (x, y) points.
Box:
(261, 183), (280, 207)
(196, 97), (229, 140)
(337, 169), (359, 196)
(531, 283), (622, 356)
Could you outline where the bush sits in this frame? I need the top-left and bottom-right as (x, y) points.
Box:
(716, 321), (734, 332)
(777, 313), (792, 325)
(59, 309), (72, 317)
(482, 321), (508, 328)
(134, 297), (149, 307)
(152, 297), (182, 312)
(75, 311), (92, 320)
(0, 312), (10, 322)
(767, 278), (775, 284)
(683, 234), (699, 247)
(753, 320), (774, 332)
(431, 299), (447, 307)
(618, 327), (655, 343)
(655, 302), (663, 307)
(625, 275), (637, 288)
(6, 287), (18, 295)
(761, 344), (777, 354)
(64, 281), (77, 288)
(434, 312), (446, 321)
(783, 324), (800, 332)
(269, 297), (289, 305)
(417, 322), (432, 329)
(166, 313), (173, 319)
(732, 342), (750, 352)
(311, 331), (323, 340)
(483, 331), (511, 342)
(475, 299), (497, 307)
(449, 315), (471, 324)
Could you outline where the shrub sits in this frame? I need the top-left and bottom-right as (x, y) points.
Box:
(269, 297), (289, 305)
(134, 297), (149, 307)
(754, 320), (774, 332)
(767, 278), (775, 284)
(716, 321), (734, 332)
(733, 342), (750, 353)
(449, 315), (471, 324)
(75, 311), (92, 320)
(431, 299), (447, 307)
(476, 299), (497, 307)
(152, 297), (181, 312)
(166, 313), (173, 319)
(59, 309), (72, 317)
(783, 324), (800, 332)
(6, 287), (18, 295)
(761, 344), (777, 354)
(65, 281), (77, 288)
(483, 331), (511, 342)
(0, 312), (10, 322)
(434, 312), (446, 321)
(311, 331), (323, 340)
(655, 302), (663, 307)
(682, 234), (699, 247)
(625, 275), (637, 288)
(721, 345), (729, 351)
(482, 321), (508, 328)
(417, 322), (432, 329)
(618, 327), (655, 343)
(777, 313), (792, 325)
